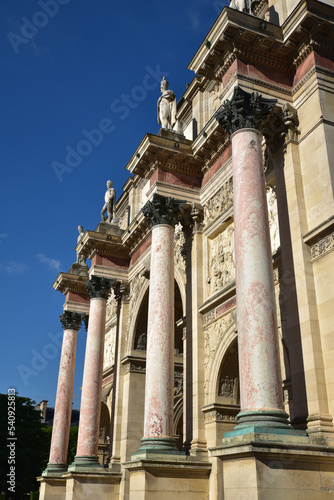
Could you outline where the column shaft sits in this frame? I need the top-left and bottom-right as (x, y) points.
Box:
(232, 128), (285, 425)
(49, 329), (78, 465)
(76, 297), (106, 461)
(143, 224), (174, 441)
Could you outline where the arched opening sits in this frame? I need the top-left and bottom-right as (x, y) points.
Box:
(217, 338), (240, 405)
(98, 402), (110, 465)
(133, 281), (184, 355)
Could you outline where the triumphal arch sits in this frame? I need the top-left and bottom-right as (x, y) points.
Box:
(39, 0), (334, 498)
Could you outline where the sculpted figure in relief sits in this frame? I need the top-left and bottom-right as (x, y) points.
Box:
(267, 186), (280, 254)
(157, 77), (177, 130)
(101, 180), (116, 224)
(209, 224), (235, 294)
(219, 376), (234, 397)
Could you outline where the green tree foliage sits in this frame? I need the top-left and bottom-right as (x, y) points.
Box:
(67, 426), (78, 465)
(0, 394), (51, 498)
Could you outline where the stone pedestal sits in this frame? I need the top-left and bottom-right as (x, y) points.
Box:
(43, 311), (83, 476)
(211, 433), (334, 499)
(38, 476), (66, 500)
(133, 194), (186, 458)
(124, 458), (211, 500)
(63, 470), (122, 500)
(70, 276), (114, 470)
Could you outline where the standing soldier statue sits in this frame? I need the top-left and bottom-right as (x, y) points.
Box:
(101, 180), (116, 224)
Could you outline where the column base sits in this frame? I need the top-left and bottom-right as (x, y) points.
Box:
(68, 455), (103, 472)
(227, 410), (302, 437)
(132, 437), (185, 460)
(42, 462), (68, 476)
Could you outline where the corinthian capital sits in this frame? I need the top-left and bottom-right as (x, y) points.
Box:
(214, 86), (277, 135)
(85, 275), (115, 300)
(59, 311), (84, 331)
(142, 193), (186, 227)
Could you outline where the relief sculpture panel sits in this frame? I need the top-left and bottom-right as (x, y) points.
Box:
(203, 178), (233, 227)
(103, 325), (116, 370)
(208, 223), (235, 295)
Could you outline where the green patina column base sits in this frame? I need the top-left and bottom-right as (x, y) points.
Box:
(132, 437), (186, 461)
(68, 455), (103, 471)
(225, 410), (307, 439)
(42, 462), (68, 477)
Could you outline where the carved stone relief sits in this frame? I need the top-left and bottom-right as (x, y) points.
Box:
(203, 178), (233, 227)
(103, 325), (116, 370)
(204, 313), (234, 380)
(106, 289), (118, 323)
(311, 231), (334, 260)
(204, 412), (237, 424)
(174, 222), (186, 277)
(266, 186), (280, 254)
(208, 223), (235, 295)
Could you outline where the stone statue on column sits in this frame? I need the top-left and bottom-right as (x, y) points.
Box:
(157, 77), (177, 130)
(76, 225), (86, 264)
(101, 180), (116, 224)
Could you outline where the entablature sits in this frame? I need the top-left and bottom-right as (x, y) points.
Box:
(188, 1), (334, 83)
(53, 272), (88, 296)
(125, 132), (202, 180)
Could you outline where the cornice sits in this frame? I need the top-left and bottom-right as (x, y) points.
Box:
(53, 272), (89, 295)
(188, 1), (334, 82)
(78, 230), (129, 261)
(125, 132), (202, 180)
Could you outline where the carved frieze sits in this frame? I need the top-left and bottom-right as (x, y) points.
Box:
(204, 411), (237, 424)
(311, 232), (334, 260)
(208, 223), (235, 295)
(203, 178), (233, 227)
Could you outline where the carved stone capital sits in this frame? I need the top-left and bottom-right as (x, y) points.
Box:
(59, 311), (84, 331)
(85, 275), (115, 300)
(214, 86), (277, 135)
(142, 193), (186, 228)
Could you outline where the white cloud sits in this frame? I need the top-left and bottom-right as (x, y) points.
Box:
(0, 261), (28, 274)
(36, 253), (61, 271)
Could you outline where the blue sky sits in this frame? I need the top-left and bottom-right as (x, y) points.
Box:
(0, 0), (228, 408)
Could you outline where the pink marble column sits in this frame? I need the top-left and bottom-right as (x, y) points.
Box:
(215, 87), (291, 430)
(71, 276), (114, 468)
(43, 311), (83, 476)
(232, 128), (286, 426)
(134, 194), (186, 456)
(144, 224), (175, 442)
